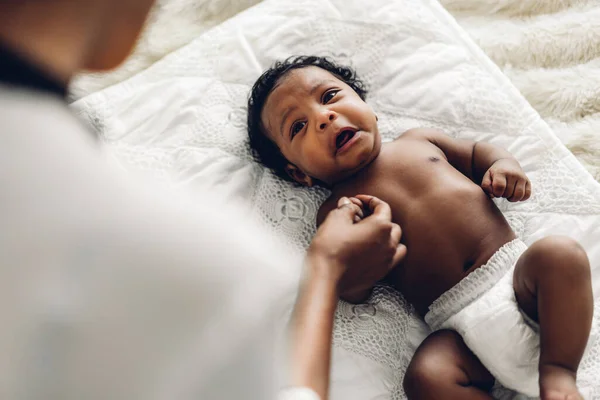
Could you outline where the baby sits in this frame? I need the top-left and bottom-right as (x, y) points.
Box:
(247, 56), (593, 399)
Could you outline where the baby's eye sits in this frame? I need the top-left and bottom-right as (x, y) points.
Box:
(290, 121), (306, 139)
(322, 89), (339, 104)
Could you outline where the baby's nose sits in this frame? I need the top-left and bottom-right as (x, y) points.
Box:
(319, 112), (335, 130)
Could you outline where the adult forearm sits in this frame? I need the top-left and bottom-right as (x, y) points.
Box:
(289, 257), (339, 400)
(472, 141), (515, 183)
(290, 194), (403, 399)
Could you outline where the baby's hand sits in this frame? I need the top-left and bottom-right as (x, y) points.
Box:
(481, 158), (532, 202)
(348, 197), (366, 222)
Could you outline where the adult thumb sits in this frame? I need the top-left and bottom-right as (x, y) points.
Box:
(334, 197), (362, 223)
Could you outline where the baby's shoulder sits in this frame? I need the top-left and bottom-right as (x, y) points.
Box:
(383, 129), (436, 156)
(385, 128), (448, 158)
(394, 127), (444, 142)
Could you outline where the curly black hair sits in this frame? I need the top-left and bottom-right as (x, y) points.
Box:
(247, 55), (368, 183)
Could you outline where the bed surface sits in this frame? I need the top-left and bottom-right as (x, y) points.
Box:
(72, 0), (600, 398)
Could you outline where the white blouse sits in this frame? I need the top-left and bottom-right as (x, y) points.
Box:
(0, 89), (316, 400)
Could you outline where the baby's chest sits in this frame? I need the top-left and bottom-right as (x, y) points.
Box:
(329, 142), (450, 219)
(367, 145), (446, 195)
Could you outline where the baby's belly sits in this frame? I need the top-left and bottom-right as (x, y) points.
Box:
(390, 184), (516, 316)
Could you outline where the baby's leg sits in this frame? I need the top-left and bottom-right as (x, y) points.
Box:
(403, 330), (494, 400)
(513, 236), (593, 400)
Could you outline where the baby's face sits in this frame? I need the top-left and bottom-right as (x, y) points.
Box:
(261, 66), (381, 186)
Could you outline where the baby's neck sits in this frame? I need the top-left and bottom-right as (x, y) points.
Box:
(329, 143), (387, 190)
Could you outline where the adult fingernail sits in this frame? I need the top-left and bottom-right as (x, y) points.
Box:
(338, 197), (351, 207)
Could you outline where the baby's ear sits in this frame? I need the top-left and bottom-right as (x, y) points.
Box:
(285, 164), (314, 187)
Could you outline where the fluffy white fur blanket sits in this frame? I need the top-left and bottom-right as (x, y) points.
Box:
(441, 0), (600, 180)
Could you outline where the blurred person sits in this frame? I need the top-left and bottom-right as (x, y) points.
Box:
(0, 1), (405, 400)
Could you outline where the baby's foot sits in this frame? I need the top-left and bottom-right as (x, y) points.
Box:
(540, 364), (584, 400)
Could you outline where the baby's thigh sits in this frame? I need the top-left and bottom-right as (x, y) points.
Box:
(513, 235), (589, 322)
(405, 330), (494, 389)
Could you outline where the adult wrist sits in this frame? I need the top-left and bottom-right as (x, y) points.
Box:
(304, 251), (343, 292)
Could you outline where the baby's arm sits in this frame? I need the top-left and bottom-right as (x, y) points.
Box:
(403, 128), (531, 201)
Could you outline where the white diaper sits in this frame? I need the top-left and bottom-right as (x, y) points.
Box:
(424, 239), (541, 397)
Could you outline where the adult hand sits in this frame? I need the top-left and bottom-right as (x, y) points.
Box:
(291, 196), (405, 397)
(307, 195), (406, 301)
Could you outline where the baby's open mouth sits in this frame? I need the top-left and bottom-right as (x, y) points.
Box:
(335, 129), (357, 150)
